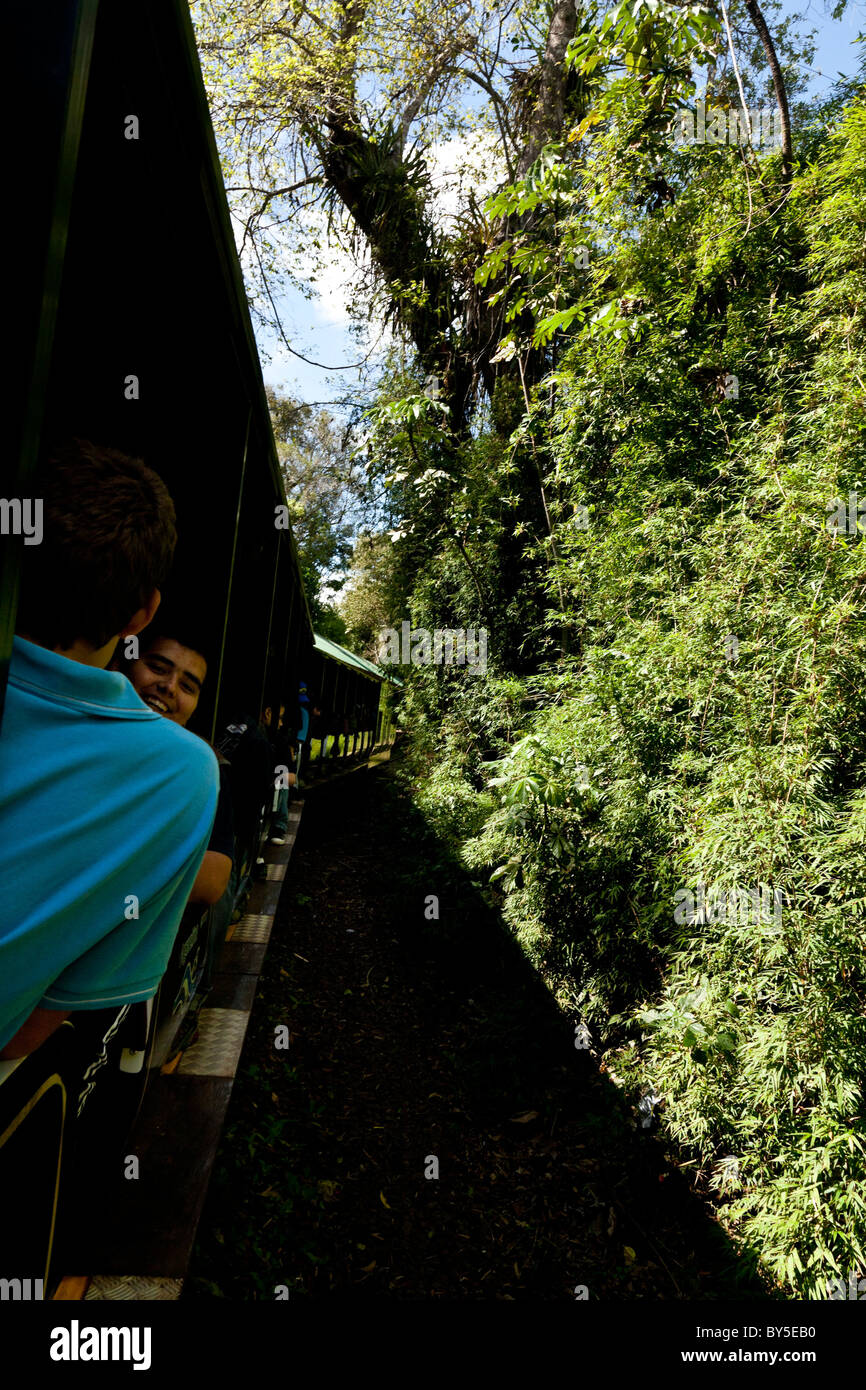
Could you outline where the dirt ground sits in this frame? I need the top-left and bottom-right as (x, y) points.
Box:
(185, 760), (770, 1301)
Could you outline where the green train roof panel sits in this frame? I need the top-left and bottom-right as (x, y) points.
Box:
(313, 632), (402, 686)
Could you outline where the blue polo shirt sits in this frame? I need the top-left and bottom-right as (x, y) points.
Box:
(0, 637), (219, 1051)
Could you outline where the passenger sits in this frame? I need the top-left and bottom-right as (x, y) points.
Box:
(308, 698), (326, 771)
(294, 681), (312, 784)
(262, 702), (296, 845)
(120, 623), (234, 907)
(322, 706), (340, 762)
(296, 681), (312, 746)
(0, 440), (219, 1060)
(214, 710), (272, 893)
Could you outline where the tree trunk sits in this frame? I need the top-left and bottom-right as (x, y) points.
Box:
(517, 0), (579, 177)
(742, 0), (793, 185)
(316, 0), (580, 429)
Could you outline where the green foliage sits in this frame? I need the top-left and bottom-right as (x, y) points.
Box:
(267, 386), (364, 626)
(414, 760), (493, 844)
(398, 68), (866, 1297)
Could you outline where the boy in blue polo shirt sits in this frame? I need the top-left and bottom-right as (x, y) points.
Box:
(0, 440), (219, 1058)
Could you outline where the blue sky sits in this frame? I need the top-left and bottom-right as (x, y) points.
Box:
(803, 0), (864, 87)
(253, 1), (865, 415)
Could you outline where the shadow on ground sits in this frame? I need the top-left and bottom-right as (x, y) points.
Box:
(185, 758), (773, 1301)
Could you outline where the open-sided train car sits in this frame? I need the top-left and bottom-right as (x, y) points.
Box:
(1, 0), (396, 1295)
(304, 634), (399, 771)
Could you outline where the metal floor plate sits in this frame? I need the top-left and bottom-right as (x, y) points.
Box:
(86, 1275), (183, 1301)
(233, 913), (272, 943)
(177, 1008), (250, 1077)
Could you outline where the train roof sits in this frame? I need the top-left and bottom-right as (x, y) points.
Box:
(5, 1), (404, 734)
(6, 0), (318, 734)
(314, 633), (403, 687)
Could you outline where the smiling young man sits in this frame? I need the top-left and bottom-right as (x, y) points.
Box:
(129, 635), (206, 724)
(0, 441), (219, 1060)
(123, 628), (233, 907)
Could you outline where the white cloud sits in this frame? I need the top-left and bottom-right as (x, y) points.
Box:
(426, 129), (507, 228)
(308, 244), (359, 327)
(238, 130), (507, 397)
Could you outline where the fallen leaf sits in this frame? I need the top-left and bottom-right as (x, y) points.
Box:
(379, 1191), (391, 1209)
(509, 1110), (540, 1124)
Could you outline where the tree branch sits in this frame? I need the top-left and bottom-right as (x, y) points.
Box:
(456, 67), (517, 177)
(225, 176), (321, 203)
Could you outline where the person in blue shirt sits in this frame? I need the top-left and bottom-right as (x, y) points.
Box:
(295, 680), (319, 784)
(0, 440), (219, 1059)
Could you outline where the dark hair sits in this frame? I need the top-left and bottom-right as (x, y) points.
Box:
(138, 614), (212, 672)
(16, 439), (177, 650)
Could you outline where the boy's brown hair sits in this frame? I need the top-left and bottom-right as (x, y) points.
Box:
(16, 439), (177, 651)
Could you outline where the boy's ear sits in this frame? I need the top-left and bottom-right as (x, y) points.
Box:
(119, 587), (161, 638)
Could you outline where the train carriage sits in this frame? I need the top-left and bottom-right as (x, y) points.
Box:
(1, 0), (397, 1296)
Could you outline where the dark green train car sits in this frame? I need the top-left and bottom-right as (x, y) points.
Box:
(1, 0), (397, 1294)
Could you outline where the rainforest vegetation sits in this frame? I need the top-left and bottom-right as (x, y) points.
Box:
(192, 0), (866, 1297)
